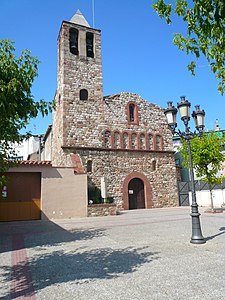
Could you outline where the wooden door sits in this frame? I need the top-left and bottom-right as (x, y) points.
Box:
(0, 172), (41, 221)
(128, 178), (145, 209)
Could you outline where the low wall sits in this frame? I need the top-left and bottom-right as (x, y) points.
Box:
(88, 203), (117, 217)
(189, 190), (225, 208)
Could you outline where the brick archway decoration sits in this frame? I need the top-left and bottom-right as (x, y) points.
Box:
(122, 172), (153, 210)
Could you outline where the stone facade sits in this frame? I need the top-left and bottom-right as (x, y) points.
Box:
(50, 11), (179, 211)
(87, 204), (117, 217)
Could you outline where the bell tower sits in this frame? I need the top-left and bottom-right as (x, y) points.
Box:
(53, 10), (104, 151)
(57, 10), (103, 102)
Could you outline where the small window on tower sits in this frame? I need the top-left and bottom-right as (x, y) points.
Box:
(86, 32), (94, 58)
(152, 160), (157, 171)
(80, 89), (88, 101)
(87, 160), (92, 173)
(69, 28), (79, 55)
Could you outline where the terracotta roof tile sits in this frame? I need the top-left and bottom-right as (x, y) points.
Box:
(18, 160), (52, 166)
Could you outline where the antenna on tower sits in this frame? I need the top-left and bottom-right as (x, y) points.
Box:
(92, 0), (95, 28)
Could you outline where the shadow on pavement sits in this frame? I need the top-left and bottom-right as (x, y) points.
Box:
(205, 227), (225, 241)
(0, 217), (105, 254)
(0, 215), (159, 299)
(2, 244), (159, 298)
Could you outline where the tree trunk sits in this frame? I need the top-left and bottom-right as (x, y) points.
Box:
(209, 183), (214, 211)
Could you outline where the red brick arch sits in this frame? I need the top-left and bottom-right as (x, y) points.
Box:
(122, 172), (153, 210)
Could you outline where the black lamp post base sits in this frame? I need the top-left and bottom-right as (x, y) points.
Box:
(190, 237), (206, 244)
(190, 208), (206, 244)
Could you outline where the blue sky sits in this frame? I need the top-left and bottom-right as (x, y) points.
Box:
(0, 0), (224, 134)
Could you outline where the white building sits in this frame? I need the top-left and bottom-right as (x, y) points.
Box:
(11, 136), (41, 160)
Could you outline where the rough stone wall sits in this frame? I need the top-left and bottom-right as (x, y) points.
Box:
(60, 22), (104, 147)
(75, 92), (171, 150)
(50, 17), (179, 210)
(52, 21), (105, 166)
(51, 94), (65, 166)
(87, 204), (117, 217)
(101, 93), (173, 152)
(63, 149), (178, 209)
(51, 24), (66, 166)
(53, 91), (174, 162)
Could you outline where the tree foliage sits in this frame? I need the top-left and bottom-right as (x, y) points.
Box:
(180, 131), (225, 185)
(152, 0), (225, 94)
(0, 40), (53, 185)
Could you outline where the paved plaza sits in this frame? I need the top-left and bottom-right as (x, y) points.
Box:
(0, 207), (225, 300)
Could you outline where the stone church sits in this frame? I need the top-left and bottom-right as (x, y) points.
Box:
(48, 10), (178, 210)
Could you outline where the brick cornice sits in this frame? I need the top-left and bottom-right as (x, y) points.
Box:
(61, 145), (175, 154)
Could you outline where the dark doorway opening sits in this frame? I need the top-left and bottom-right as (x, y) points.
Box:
(128, 178), (145, 209)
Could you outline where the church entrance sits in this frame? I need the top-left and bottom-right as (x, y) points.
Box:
(128, 178), (145, 209)
(122, 172), (152, 210)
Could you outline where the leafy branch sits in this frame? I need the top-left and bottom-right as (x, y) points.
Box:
(152, 0), (225, 94)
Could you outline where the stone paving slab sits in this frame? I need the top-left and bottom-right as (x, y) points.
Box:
(0, 207), (225, 300)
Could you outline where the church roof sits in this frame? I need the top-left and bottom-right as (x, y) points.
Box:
(70, 9), (90, 27)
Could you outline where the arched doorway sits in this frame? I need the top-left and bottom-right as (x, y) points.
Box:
(128, 178), (145, 209)
(122, 172), (152, 210)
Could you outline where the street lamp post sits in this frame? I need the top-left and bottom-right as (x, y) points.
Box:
(164, 96), (206, 244)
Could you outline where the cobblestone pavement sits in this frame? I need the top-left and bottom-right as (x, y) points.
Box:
(0, 207), (225, 300)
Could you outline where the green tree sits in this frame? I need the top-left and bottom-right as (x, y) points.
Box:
(180, 132), (225, 210)
(0, 40), (53, 186)
(152, 0), (225, 94)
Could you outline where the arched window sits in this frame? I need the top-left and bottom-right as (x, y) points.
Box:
(87, 160), (92, 173)
(129, 104), (135, 122)
(156, 135), (163, 151)
(86, 32), (94, 58)
(131, 133), (137, 149)
(123, 132), (129, 149)
(114, 132), (120, 149)
(80, 89), (88, 101)
(148, 134), (153, 150)
(104, 130), (111, 148)
(127, 102), (138, 124)
(152, 160), (157, 171)
(69, 28), (79, 55)
(140, 133), (146, 150)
